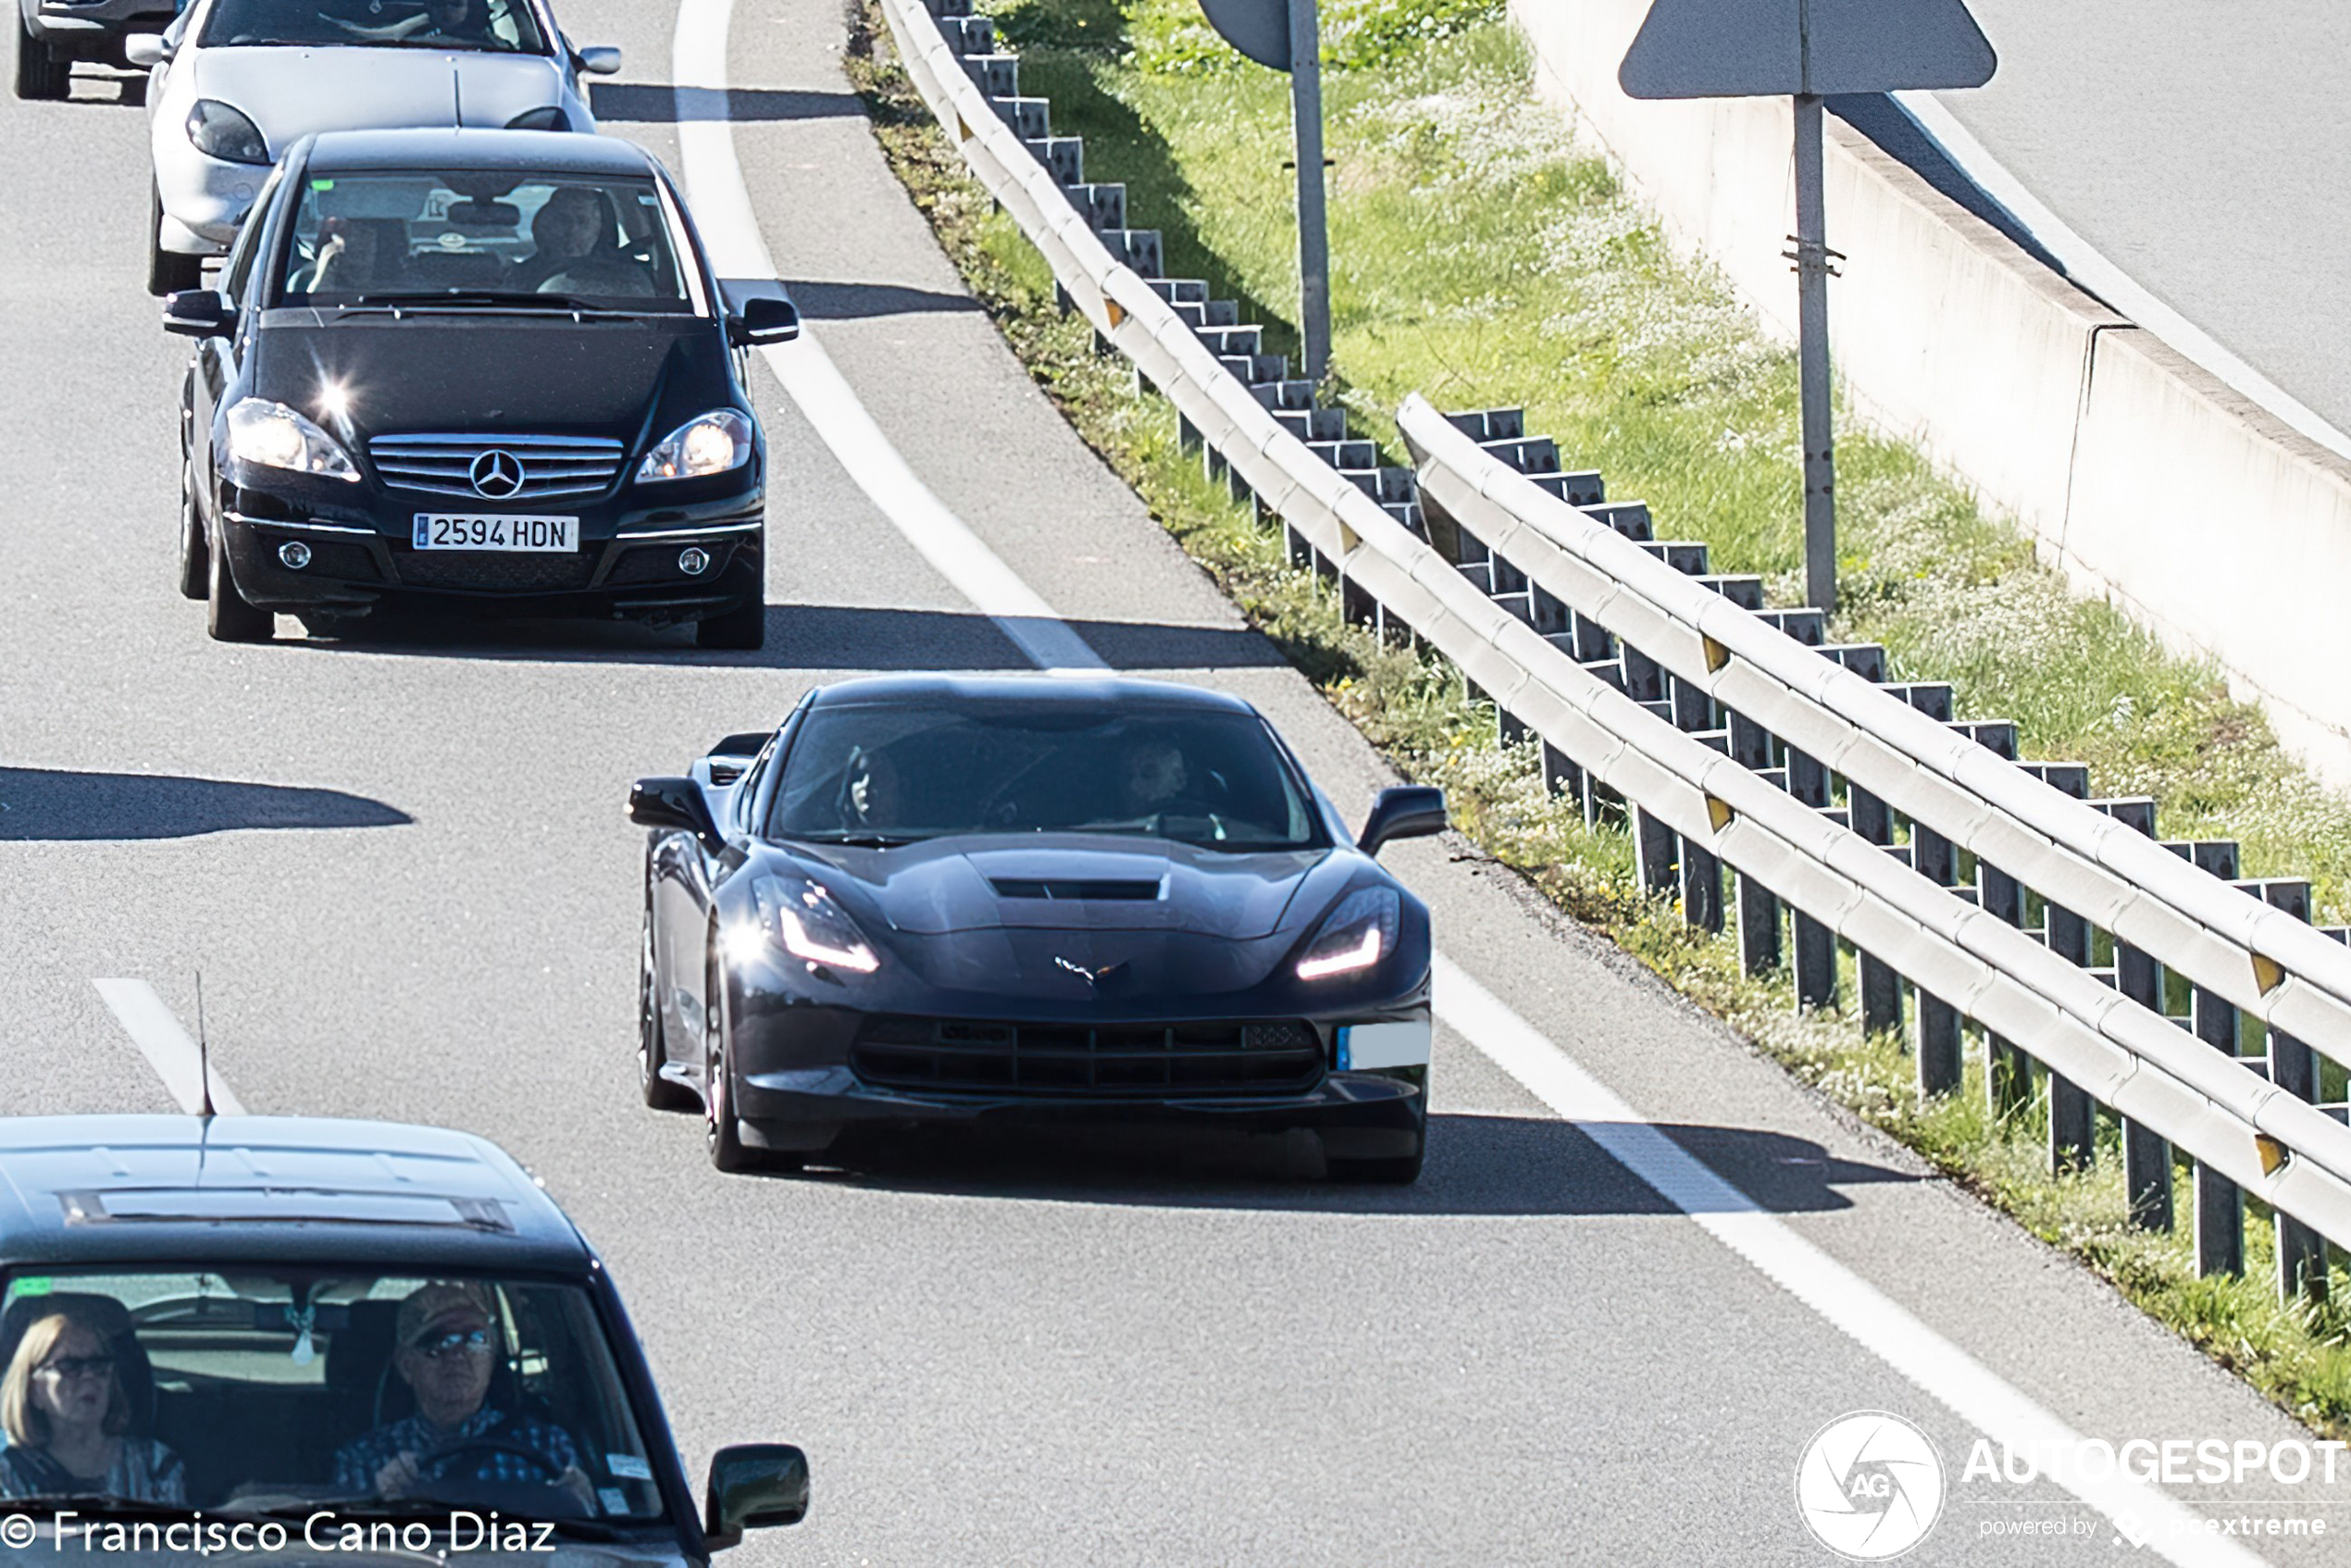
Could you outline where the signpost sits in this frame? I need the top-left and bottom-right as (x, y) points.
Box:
(1620, 0), (1996, 613)
(1196, 0), (1332, 385)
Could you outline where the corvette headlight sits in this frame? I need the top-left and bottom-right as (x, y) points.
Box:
(1295, 887), (1399, 981)
(638, 411), (753, 481)
(504, 106), (571, 131)
(225, 398), (360, 483)
(753, 876), (879, 974)
(187, 99), (269, 165)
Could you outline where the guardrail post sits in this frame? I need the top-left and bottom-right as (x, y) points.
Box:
(1727, 712), (1780, 975)
(1916, 992), (1962, 1097)
(1847, 787), (1901, 1036)
(2045, 901), (2095, 1173)
(1634, 807), (1677, 902)
(1979, 862), (2030, 1120)
(1681, 840), (1723, 933)
(2246, 879), (2328, 1301)
(1793, 912), (1835, 1011)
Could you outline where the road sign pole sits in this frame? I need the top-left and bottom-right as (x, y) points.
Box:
(1287, 0), (1331, 385)
(1793, 91), (1835, 613)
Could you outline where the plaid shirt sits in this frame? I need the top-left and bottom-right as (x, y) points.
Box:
(332, 1406), (578, 1495)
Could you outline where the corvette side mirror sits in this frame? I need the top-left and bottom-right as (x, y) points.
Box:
(576, 44), (623, 75)
(628, 777), (719, 845)
(1358, 786), (1446, 857)
(125, 33), (169, 68)
(162, 289), (234, 338)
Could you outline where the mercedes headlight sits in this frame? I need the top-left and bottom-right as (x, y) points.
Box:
(187, 100), (269, 165)
(638, 411), (754, 481)
(225, 398), (360, 483)
(1295, 887), (1399, 981)
(753, 876), (879, 974)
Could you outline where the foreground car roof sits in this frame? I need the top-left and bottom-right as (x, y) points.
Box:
(303, 127), (657, 177)
(0, 1115), (588, 1272)
(806, 674), (1262, 715)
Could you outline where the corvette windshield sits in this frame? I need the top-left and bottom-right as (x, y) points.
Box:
(0, 1270), (664, 1524)
(768, 704), (1325, 852)
(277, 170), (693, 312)
(200, 0), (548, 53)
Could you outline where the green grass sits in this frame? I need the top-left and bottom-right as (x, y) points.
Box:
(843, 0), (2351, 1434)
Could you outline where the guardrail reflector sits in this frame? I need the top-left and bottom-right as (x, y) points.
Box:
(2258, 1135), (2291, 1176)
(2254, 953), (2286, 995)
(1105, 298), (1126, 328)
(1703, 635), (1730, 673)
(1707, 795), (1735, 833)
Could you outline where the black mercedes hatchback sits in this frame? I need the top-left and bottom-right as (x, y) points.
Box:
(163, 127), (797, 648)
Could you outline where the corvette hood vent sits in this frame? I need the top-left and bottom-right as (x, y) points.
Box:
(988, 878), (1163, 902)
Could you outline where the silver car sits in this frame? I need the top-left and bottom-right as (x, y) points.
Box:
(132, 0), (619, 293)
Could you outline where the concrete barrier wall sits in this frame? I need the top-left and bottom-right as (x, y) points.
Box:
(1509, 0), (2351, 780)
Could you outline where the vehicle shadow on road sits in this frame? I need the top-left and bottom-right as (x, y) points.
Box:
(0, 766), (411, 841)
(590, 83), (866, 124)
(772, 1112), (1922, 1217)
(290, 604), (1292, 673)
(785, 280), (986, 320)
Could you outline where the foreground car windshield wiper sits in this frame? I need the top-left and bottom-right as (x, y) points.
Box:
(786, 831), (921, 848)
(230, 1500), (630, 1541)
(5, 1493), (196, 1522)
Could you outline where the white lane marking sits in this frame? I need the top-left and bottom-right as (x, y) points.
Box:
(93, 979), (249, 1116)
(672, 0), (1103, 676)
(676, 5), (2268, 1559)
(1896, 91), (2351, 465)
(1435, 958), (2260, 1568)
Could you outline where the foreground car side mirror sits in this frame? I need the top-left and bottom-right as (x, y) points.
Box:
(162, 289), (234, 338)
(1358, 786), (1447, 857)
(576, 44), (623, 75)
(628, 777), (719, 845)
(125, 33), (169, 68)
(728, 295), (800, 347)
(704, 1443), (809, 1547)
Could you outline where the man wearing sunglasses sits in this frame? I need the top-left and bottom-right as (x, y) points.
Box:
(330, 1283), (591, 1507)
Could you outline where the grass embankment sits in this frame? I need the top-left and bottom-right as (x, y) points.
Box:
(843, 0), (2351, 1433)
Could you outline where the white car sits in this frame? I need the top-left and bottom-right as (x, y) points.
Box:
(132, 0), (619, 293)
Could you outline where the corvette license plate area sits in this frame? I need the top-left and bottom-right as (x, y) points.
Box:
(412, 515), (578, 552)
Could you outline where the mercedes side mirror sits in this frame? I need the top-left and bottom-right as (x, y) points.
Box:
(576, 44), (622, 75)
(705, 731), (772, 787)
(703, 1444), (809, 1548)
(628, 777), (719, 845)
(125, 33), (169, 68)
(162, 289), (233, 338)
(728, 295), (799, 348)
(1358, 786), (1447, 857)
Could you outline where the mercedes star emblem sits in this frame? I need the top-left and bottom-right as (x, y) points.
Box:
(470, 449), (526, 500)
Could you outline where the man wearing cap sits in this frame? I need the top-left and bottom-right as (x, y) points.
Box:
(331, 1284), (591, 1505)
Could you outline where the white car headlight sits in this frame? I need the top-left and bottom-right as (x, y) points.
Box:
(187, 99), (270, 166)
(1295, 888), (1399, 981)
(225, 398), (360, 483)
(753, 876), (879, 974)
(637, 410), (753, 482)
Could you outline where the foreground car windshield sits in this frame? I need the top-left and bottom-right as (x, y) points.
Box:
(201, 0), (548, 53)
(769, 704), (1325, 851)
(278, 170), (694, 311)
(0, 1270), (664, 1522)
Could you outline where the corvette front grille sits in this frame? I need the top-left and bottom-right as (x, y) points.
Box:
(369, 433), (627, 502)
(851, 1017), (1324, 1097)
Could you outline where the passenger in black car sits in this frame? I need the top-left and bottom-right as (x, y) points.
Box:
(331, 1283), (592, 1507)
(0, 1304), (186, 1503)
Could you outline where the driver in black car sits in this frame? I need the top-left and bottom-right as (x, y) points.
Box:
(1120, 738), (1192, 815)
(332, 1283), (592, 1506)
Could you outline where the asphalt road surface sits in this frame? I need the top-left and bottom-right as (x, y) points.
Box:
(1930, 0), (2351, 448)
(1, 1), (2344, 1562)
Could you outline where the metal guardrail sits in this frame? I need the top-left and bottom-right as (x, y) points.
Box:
(877, 0), (2351, 1298)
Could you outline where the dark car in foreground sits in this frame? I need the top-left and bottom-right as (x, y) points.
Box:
(0, 1115), (807, 1561)
(629, 676), (1449, 1183)
(163, 127), (796, 648)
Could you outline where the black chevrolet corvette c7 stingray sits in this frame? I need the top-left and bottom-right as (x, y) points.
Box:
(629, 675), (1449, 1182)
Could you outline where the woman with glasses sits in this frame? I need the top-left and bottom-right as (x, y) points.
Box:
(0, 1306), (185, 1501)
